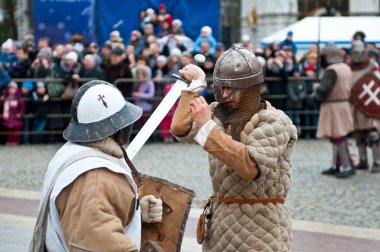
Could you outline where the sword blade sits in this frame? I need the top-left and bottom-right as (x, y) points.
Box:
(126, 79), (188, 160)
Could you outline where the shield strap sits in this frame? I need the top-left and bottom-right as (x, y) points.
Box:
(121, 147), (142, 186)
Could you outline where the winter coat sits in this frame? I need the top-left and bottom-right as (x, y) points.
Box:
(286, 80), (307, 109)
(105, 62), (133, 97)
(10, 58), (31, 78)
(80, 66), (105, 81)
(31, 91), (49, 118)
(133, 81), (155, 112)
(194, 35), (217, 55)
(1, 88), (25, 128)
(0, 69), (11, 93)
(0, 52), (17, 72)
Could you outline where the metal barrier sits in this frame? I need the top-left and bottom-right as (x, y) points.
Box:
(0, 77), (320, 142)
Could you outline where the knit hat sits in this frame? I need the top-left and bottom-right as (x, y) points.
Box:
(36, 81), (45, 88)
(8, 81), (18, 89)
(21, 81), (34, 91)
(110, 30), (120, 39)
(172, 19), (182, 27)
(1, 39), (13, 51)
(37, 48), (51, 59)
(73, 43), (84, 54)
(170, 48), (182, 57)
(156, 55), (167, 64)
(201, 26), (212, 36)
(146, 8), (155, 15)
(242, 34), (250, 42)
(159, 3), (166, 10)
(65, 51), (78, 63)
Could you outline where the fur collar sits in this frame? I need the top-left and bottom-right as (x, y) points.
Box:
(80, 137), (123, 159)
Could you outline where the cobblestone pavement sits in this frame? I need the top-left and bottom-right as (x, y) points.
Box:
(1, 138), (380, 229)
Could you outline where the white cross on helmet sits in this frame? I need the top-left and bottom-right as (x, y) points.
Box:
(63, 80), (142, 142)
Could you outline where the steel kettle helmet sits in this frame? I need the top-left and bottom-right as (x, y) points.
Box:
(63, 80), (142, 142)
(213, 47), (263, 89)
(213, 47), (263, 103)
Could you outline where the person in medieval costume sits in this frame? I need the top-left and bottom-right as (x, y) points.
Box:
(29, 80), (163, 252)
(171, 47), (297, 251)
(348, 40), (380, 173)
(313, 43), (356, 178)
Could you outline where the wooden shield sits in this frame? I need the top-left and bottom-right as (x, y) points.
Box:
(139, 174), (195, 252)
(351, 72), (380, 119)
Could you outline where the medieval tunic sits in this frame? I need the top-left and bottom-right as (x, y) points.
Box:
(350, 62), (380, 132)
(316, 63), (354, 139)
(41, 139), (141, 252)
(171, 91), (297, 252)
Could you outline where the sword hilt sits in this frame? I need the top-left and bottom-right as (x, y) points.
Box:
(172, 73), (190, 86)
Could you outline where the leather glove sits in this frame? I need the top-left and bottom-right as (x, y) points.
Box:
(140, 195), (163, 223)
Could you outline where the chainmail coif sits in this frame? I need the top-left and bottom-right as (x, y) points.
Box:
(213, 84), (266, 141)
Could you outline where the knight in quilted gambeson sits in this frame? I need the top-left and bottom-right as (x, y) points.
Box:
(171, 47), (298, 252)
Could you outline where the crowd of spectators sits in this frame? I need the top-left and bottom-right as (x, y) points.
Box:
(1, 4), (379, 145)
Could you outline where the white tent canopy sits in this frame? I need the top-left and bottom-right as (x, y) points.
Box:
(260, 16), (380, 55)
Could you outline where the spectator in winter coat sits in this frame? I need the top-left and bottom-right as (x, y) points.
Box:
(105, 30), (125, 50)
(28, 49), (53, 79)
(30, 81), (50, 143)
(132, 66), (155, 131)
(194, 26), (217, 55)
(0, 81), (25, 145)
(133, 66), (155, 113)
(10, 47), (31, 78)
(21, 81), (34, 144)
(0, 39), (17, 73)
(286, 67), (307, 136)
(0, 62), (12, 93)
(79, 54), (105, 82)
(105, 47), (133, 97)
(280, 31), (297, 55)
(152, 55), (169, 96)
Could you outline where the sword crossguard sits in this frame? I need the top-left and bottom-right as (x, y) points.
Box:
(172, 73), (190, 85)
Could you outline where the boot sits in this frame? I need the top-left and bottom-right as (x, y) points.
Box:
(357, 143), (368, 168)
(354, 160), (369, 170)
(322, 166), (340, 175)
(370, 144), (380, 173)
(371, 163), (380, 173)
(322, 144), (339, 175)
(335, 142), (356, 178)
(336, 167), (356, 178)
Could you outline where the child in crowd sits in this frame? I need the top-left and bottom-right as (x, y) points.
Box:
(31, 81), (49, 144)
(21, 81), (34, 144)
(0, 81), (25, 145)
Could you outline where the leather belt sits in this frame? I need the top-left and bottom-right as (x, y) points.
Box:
(208, 197), (284, 204)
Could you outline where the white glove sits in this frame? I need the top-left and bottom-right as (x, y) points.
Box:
(179, 64), (207, 92)
(140, 195), (163, 223)
(185, 79), (207, 92)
